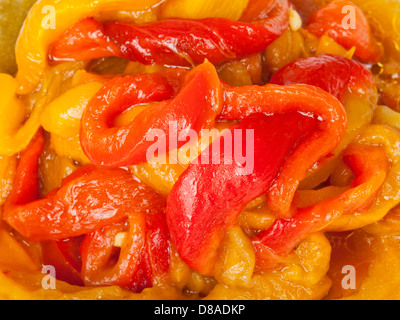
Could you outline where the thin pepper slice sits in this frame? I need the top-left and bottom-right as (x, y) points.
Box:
(166, 112), (319, 275)
(48, 0), (289, 67)
(80, 61), (222, 167)
(305, 0), (382, 62)
(15, 0), (163, 94)
(252, 144), (388, 270)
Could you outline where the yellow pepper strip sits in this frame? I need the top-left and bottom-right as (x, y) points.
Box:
(213, 226), (255, 288)
(161, 0), (249, 21)
(335, 231), (400, 300)
(0, 74), (25, 137)
(316, 33), (356, 59)
(39, 141), (79, 197)
(50, 134), (91, 165)
(373, 105), (400, 130)
(0, 74), (39, 156)
(41, 81), (104, 138)
(296, 186), (349, 208)
(326, 125), (400, 231)
(363, 204), (400, 235)
(348, 0), (400, 56)
(238, 202), (276, 237)
(0, 228), (40, 273)
(264, 29), (305, 74)
(0, 62), (88, 156)
(168, 246), (216, 297)
(15, 0), (164, 94)
(205, 232), (332, 300)
(0, 156), (17, 206)
(0, 268), (185, 300)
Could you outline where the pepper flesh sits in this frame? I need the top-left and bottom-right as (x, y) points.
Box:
(220, 83), (347, 216)
(48, 0), (289, 67)
(80, 61), (222, 167)
(166, 112), (319, 275)
(15, 0), (164, 94)
(270, 53), (377, 102)
(305, 0), (382, 62)
(253, 144), (388, 270)
(3, 143), (166, 242)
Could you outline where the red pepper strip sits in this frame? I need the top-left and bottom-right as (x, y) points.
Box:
(80, 61), (222, 167)
(3, 158), (165, 241)
(220, 83), (347, 216)
(41, 240), (84, 286)
(48, 17), (122, 63)
(166, 112), (319, 275)
(270, 53), (377, 101)
(56, 236), (85, 272)
(4, 129), (44, 209)
(48, 0), (289, 66)
(81, 209), (170, 291)
(252, 144), (389, 270)
(305, 0), (382, 62)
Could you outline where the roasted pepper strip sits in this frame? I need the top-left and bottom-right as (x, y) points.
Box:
(270, 53), (377, 102)
(252, 144), (388, 270)
(220, 83), (347, 216)
(305, 0), (382, 62)
(166, 112), (319, 275)
(3, 150), (165, 242)
(81, 209), (170, 291)
(80, 61), (222, 167)
(49, 0), (289, 67)
(269, 53), (376, 189)
(15, 0), (164, 94)
(4, 129), (45, 210)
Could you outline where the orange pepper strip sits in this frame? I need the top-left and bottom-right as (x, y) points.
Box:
(270, 53), (377, 102)
(252, 144), (389, 270)
(49, 0), (289, 67)
(220, 83), (347, 216)
(3, 143), (166, 242)
(3, 129), (45, 210)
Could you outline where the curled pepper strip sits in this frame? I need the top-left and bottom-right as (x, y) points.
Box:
(48, 0), (289, 67)
(305, 0), (382, 62)
(269, 53), (377, 102)
(220, 83), (347, 216)
(15, 0), (164, 94)
(327, 125), (400, 231)
(252, 144), (389, 270)
(3, 140), (166, 242)
(269, 53), (376, 189)
(81, 209), (170, 291)
(167, 112), (319, 275)
(80, 61), (222, 167)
